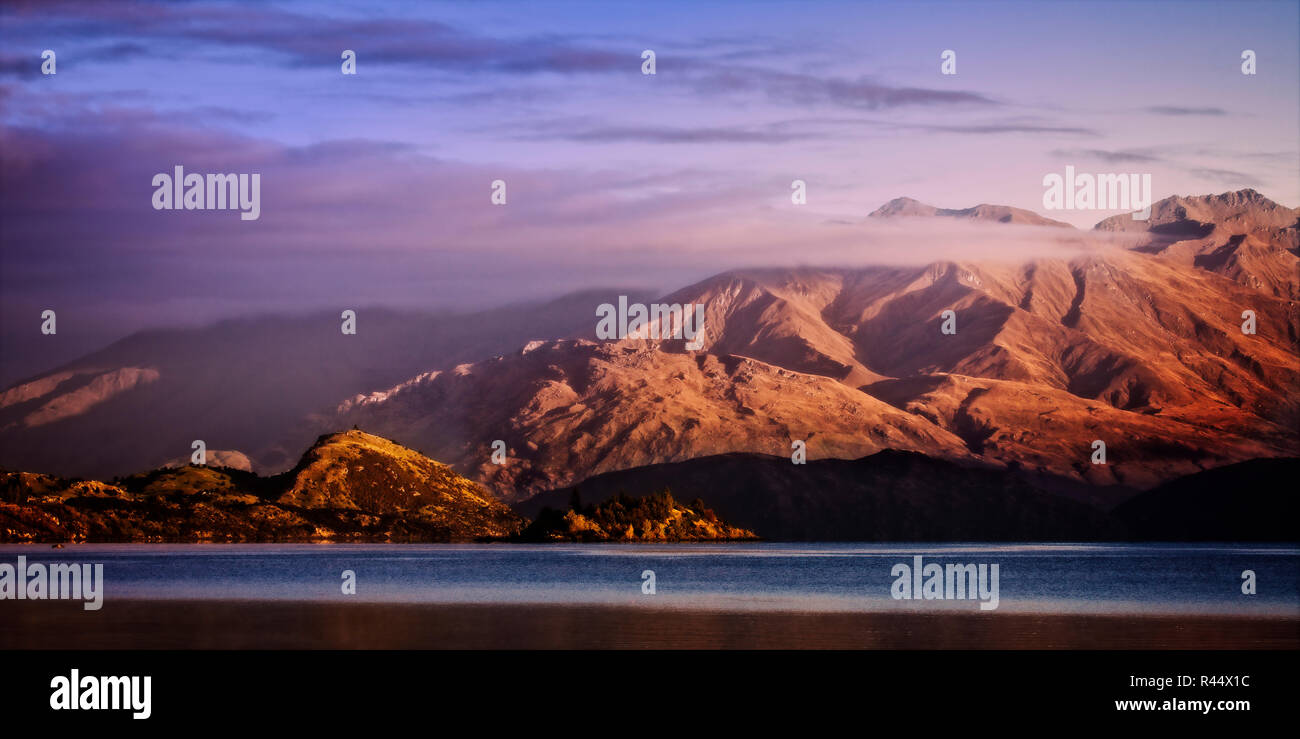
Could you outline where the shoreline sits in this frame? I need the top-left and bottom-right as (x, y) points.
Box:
(4, 599), (1297, 649)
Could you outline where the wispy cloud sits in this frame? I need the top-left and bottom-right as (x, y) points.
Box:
(1050, 148), (1163, 164)
(1144, 105), (1229, 116)
(0, 53), (37, 79)
(1048, 148), (1264, 188)
(12, 2), (630, 75)
(7, 1), (1003, 114)
(684, 67), (999, 111)
(517, 122), (819, 145)
(1187, 167), (1262, 187)
(906, 121), (1098, 136)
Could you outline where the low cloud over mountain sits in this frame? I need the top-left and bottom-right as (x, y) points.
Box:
(3, 192), (1296, 515)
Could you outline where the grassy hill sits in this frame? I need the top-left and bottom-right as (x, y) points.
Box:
(0, 430), (524, 542)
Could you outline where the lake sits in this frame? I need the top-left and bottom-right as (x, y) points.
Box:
(3, 542), (1295, 616)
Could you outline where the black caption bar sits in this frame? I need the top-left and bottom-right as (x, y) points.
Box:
(0, 650), (1292, 729)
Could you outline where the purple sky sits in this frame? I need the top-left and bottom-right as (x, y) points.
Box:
(1, 0), (1297, 383)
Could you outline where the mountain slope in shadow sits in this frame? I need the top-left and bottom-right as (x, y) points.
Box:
(520, 450), (1121, 541)
(1113, 458), (1300, 541)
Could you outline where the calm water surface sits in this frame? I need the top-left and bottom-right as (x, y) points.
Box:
(2, 542), (1295, 615)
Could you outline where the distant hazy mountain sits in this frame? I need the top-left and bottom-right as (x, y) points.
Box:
(0, 289), (654, 478)
(869, 196), (1075, 228)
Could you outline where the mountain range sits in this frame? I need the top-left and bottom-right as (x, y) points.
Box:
(327, 189), (1299, 498)
(2, 189), (1296, 533)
